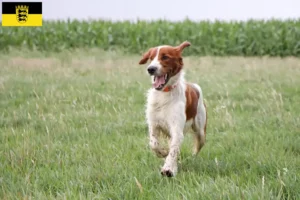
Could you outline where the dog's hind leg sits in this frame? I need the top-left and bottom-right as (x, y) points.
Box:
(192, 102), (207, 156)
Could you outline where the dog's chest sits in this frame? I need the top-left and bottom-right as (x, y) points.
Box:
(147, 97), (194, 134)
(146, 89), (186, 129)
(147, 94), (175, 121)
(148, 89), (171, 108)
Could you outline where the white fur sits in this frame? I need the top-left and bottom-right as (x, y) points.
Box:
(145, 70), (207, 177)
(148, 46), (162, 71)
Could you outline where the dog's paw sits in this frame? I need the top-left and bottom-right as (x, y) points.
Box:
(161, 169), (174, 177)
(161, 166), (177, 177)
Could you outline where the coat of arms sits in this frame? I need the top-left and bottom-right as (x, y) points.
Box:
(16, 5), (29, 23)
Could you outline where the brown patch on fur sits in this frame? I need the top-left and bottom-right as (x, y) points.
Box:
(176, 41), (191, 51)
(157, 46), (183, 77)
(138, 48), (158, 64)
(185, 83), (200, 121)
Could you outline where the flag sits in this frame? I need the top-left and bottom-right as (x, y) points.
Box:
(2, 2), (42, 26)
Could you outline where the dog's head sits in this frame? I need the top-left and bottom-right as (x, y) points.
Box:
(138, 41), (191, 91)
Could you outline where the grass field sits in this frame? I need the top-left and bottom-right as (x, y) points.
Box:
(0, 49), (300, 199)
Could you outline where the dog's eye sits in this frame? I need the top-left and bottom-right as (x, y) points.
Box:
(161, 55), (169, 60)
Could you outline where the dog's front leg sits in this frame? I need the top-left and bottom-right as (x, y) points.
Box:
(149, 126), (169, 158)
(161, 127), (184, 177)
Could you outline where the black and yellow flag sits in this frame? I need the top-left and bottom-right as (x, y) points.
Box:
(2, 2), (42, 26)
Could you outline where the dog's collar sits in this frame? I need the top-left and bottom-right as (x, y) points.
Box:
(162, 82), (178, 92)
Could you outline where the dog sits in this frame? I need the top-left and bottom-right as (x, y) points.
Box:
(138, 41), (207, 177)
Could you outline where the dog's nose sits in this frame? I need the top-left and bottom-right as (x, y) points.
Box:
(147, 66), (157, 75)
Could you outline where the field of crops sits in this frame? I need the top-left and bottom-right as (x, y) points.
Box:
(1, 19), (300, 56)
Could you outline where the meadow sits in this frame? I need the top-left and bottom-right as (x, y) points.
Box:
(0, 47), (299, 199)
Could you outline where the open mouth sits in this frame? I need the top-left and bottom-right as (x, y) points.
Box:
(152, 74), (170, 90)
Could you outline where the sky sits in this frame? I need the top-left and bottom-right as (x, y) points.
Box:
(1, 0), (300, 21)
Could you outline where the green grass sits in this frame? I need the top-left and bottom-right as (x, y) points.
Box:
(1, 19), (300, 56)
(0, 48), (299, 199)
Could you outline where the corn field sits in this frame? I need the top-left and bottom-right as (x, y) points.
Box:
(1, 19), (300, 56)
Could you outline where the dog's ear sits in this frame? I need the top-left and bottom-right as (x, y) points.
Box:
(139, 48), (154, 65)
(176, 41), (191, 52)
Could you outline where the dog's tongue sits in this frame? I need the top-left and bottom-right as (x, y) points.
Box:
(153, 76), (165, 88)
